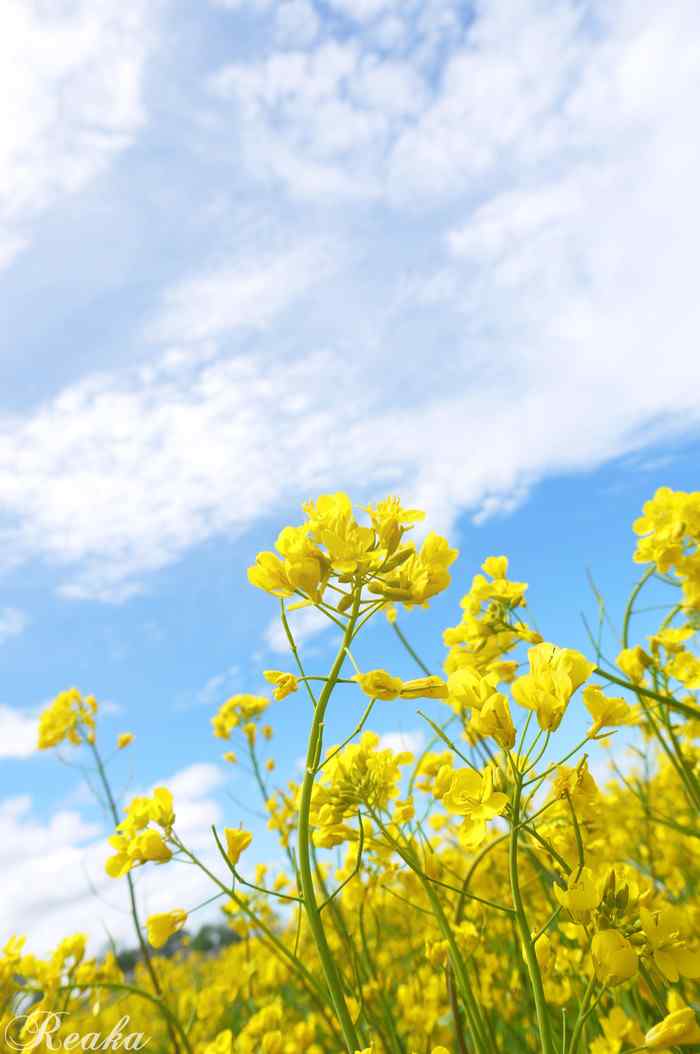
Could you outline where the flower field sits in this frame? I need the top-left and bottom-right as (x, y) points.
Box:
(3, 487), (700, 1053)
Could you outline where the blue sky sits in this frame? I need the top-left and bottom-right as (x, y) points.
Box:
(1, 0), (699, 952)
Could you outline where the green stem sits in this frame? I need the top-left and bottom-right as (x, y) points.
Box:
(566, 974), (596, 1054)
(509, 767), (555, 1054)
(296, 588), (363, 1053)
(392, 620), (432, 675)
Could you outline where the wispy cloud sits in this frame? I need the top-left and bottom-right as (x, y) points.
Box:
(144, 240), (339, 344)
(264, 606), (334, 654)
(377, 730), (425, 755)
(0, 0), (699, 607)
(0, 761), (227, 954)
(0, 0), (158, 269)
(176, 666), (241, 711)
(0, 608), (28, 644)
(0, 705), (37, 760)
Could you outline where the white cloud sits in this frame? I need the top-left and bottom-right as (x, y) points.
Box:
(264, 605), (334, 654)
(182, 666), (241, 710)
(275, 0), (321, 47)
(0, 2), (699, 605)
(0, 762), (228, 954)
(326, 0), (398, 22)
(0, 0), (157, 270)
(0, 705), (37, 759)
(0, 607), (28, 643)
(145, 240), (338, 344)
(377, 730), (425, 755)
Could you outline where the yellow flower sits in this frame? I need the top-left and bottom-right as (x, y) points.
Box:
(263, 670), (299, 700)
(481, 555), (509, 579)
(37, 688), (97, 750)
(511, 643), (594, 731)
(640, 906), (700, 981)
(591, 929), (637, 985)
(439, 766), (508, 849)
(212, 695), (269, 739)
(447, 667), (502, 713)
(551, 758), (598, 816)
(616, 645), (651, 685)
(399, 676), (448, 699)
(353, 669), (404, 701)
(116, 732), (134, 749)
(146, 909), (188, 949)
(260, 1032), (282, 1054)
(247, 551), (295, 597)
(203, 1031), (233, 1054)
(105, 828), (172, 877)
(469, 693), (516, 749)
(224, 827), (253, 866)
(582, 685), (635, 736)
(595, 1008), (644, 1052)
(644, 1007), (700, 1049)
(310, 731), (412, 834)
(553, 867), (599, 923)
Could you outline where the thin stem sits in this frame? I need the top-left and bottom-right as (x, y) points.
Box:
(296, 584), (363, 1052)
(392, 620), (432, 675)
(509, 761), (555, 1054)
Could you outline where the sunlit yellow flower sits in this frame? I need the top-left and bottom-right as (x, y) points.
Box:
(399, 676), (448, 699)
(353, 669), (403, 701)
(224, 828), (253, 866)
(511, 643), (594, 731)
(582, 685), (635, 736)
(146, 909), (187, 948)
(37, 688), (97, 750)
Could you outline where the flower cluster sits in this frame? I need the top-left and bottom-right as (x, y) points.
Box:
(634, 486), (700, 610)
(248, 492), (457, 609)
(37, 687), (97, 749)
(105, 787), (175, 877)
(13, 486), (700, 1054)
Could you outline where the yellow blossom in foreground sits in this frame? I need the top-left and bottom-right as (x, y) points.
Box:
(116, 732), (134, 749)
(511, 643), (595, 731)
(447, 667), (502, 713)
(105, 828), (172, 877)
(104, 786), (175, 878)
(438, 766), (508, 849)
(353, 669), (403, 701)
(644, 1007), (700, 1049)
(146, 909), (188, 948)
(469, 692), (516, 749)
(583, 685), (635, 736)
(224, 827), (253, 866)
(398, 676), (448, 699)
